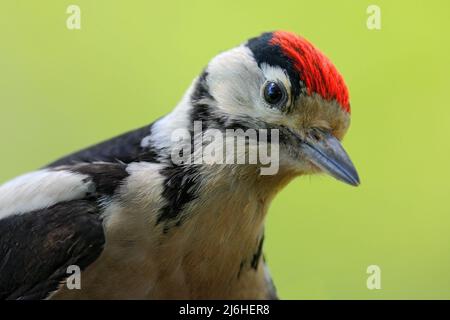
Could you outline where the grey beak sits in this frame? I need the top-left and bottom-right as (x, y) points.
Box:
(300, 131), (360, 186)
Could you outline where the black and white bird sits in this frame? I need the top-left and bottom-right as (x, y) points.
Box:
(0, 31), (359, 300)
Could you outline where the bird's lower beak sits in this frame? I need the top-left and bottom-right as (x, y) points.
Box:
(300, 131), (360, 186)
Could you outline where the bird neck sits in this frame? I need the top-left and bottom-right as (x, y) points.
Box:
(197, 163), (294, 243)
(130, 94), (298, 297)
(154, 163), (293, 298)
(142, 85), (298, 297)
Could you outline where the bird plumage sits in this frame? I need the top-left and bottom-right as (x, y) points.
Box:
(0, 31), (359, 299)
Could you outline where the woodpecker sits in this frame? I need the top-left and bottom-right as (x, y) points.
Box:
(0, 31), (359, 300)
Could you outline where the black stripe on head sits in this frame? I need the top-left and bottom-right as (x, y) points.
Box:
(190, 70), (226, 131)
(190, 71), (258, 132)
(246, 32), (303, 99)
(191, 70), (214, 104)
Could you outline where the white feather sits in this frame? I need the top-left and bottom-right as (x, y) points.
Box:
(0, 169), (93, 219)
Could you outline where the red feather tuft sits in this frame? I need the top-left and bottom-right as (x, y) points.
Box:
(270, 31), (350, 113)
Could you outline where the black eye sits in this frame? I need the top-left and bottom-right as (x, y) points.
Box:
(263, 81), (284, 105)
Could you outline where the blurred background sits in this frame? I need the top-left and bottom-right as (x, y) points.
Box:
(1, 0), (449, 299)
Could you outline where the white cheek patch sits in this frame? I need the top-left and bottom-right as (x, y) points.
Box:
(205, 47), (291, 125)
(207, 46), (263, 114)
(0, 169), (93, 220)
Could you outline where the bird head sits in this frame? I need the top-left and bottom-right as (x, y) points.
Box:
(178, 31), (359, 186)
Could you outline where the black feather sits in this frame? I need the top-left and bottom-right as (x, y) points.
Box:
(0, 200), (105, 300)
(47, 123), (159, 167)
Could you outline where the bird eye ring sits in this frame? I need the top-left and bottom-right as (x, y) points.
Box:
(262, 81), (287, 107)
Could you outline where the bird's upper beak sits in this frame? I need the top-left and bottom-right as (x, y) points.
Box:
(299, 130), (360, 186)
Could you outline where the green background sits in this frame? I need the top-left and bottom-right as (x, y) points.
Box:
(1, 1), (449, 299)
